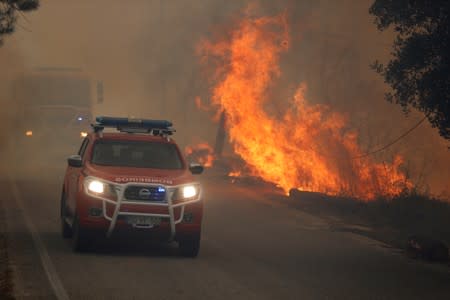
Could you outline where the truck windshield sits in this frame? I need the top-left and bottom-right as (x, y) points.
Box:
(91, 140), (183, 170)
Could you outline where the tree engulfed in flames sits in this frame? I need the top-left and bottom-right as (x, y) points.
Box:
(198, 10), (412, 200)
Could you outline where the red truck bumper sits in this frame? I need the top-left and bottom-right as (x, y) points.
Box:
(76, 191), (203, 241)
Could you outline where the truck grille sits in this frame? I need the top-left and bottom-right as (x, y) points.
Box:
(124, 186), (166, 201)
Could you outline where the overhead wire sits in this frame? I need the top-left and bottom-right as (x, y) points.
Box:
(352, 115), (427, 159)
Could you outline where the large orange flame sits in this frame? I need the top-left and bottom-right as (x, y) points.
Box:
(198, 9), (412, 200)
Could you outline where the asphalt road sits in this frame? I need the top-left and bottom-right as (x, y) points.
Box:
(1, 166), (449, 300)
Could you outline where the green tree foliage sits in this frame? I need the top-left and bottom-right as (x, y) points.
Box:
(0, 0), (39, 46)
(370, 0), (450, 141)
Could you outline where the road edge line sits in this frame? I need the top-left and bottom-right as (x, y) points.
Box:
(9, 178), (70, 300)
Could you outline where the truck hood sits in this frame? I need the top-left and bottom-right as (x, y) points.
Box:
(83, 163), (195, 186)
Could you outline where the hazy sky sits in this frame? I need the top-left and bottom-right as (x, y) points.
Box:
(1, 0), (448, 196)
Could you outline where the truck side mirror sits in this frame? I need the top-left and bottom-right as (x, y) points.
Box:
(189, 163), (204, 175)
(68, 155), (82, 167)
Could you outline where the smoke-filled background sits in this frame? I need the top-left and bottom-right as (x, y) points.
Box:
(0, 0), (448, 197)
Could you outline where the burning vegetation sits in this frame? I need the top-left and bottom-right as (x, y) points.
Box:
(195, 8), (412, 201)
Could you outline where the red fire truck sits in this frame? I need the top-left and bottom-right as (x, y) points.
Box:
(61, 117), (204, 257)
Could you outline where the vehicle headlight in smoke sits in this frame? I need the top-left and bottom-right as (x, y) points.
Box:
(87, 180), (104, 194)
(84, 177), (118, 200)
(182, 185), (198, 198)
(173, 184), (200, 201)
(25, 130), (33, 137)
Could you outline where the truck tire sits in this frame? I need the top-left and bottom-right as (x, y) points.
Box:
(60, 191), (73, 238)
(179, 236), (201, 258)
(72, 215), (91, 252)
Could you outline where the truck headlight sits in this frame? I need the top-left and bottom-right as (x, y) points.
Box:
(84, 177), (118, 200)
(88, 180), (104, 194)
(182, 185), (197, 198)
(173, 184), (200, 201)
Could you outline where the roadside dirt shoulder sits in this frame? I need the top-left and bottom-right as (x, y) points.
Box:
(0, 181), (14, 299)
(0, 179), (57, 299)
(286, 189), (450, 266)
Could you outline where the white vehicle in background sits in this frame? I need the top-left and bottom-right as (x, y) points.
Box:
(10, 67), (103, 166)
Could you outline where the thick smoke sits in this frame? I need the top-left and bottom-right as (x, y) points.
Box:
(0, 0), (448, 196)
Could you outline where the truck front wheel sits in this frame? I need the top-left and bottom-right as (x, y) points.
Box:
(60, 191), (73, 238)
(179, 236), (201, 258)
(72, 215), (92, 252)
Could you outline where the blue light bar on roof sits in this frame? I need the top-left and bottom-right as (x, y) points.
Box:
(95, 116), (172, 129)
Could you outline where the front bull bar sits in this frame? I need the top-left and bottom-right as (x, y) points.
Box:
(83, 178), (202, 239)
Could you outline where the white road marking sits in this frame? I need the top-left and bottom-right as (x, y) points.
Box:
(9, 178), (70, 300)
